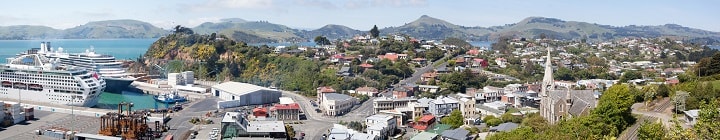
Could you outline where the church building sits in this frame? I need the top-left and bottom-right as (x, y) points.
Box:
(539, 48), (599, 124)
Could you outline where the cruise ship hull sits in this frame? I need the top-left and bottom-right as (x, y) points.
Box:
(104, 77), (135, 93)
(0, 87), (101, 107)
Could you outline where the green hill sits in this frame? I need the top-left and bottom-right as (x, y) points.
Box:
(61, 19), (169, 39)
(302, 24), (363, 40)
(381, 15), (494, 40)
(193, 19), (304, 43)
(0, 25), (61, 40)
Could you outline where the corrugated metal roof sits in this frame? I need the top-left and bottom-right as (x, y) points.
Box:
(212, 82), (276, 95)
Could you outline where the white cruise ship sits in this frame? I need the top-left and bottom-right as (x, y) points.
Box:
(23, 42), (135, 93)
(0, 54), (105, 107)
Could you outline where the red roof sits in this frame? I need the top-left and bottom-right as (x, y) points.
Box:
(318, 86), (336, 93)
(421, 72), (437, 78)
(359, 63), (374, 68)
(466, 49), (480, 55)
(253, 107), (267, 113)
(379, 53), (399, 61)
(418, 115), (435, 122)
(274, 103), (300, 110)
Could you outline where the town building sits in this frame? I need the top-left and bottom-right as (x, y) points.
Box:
(457, 95), (477, 125)
(539, 49), (599, 124)
(428, 96), (459, 118)
(356, 86), (379, 97)
(272, 103), (300, 121)
(373, 97), (417, 113)
(213, 82), (281, 109)
(220, 112), (287, 139)
(477, 101), (506, 117)
(366, 114), (397, 140)
(413, 115), (436, 132)
(322, 93), (358, 116)
(317, 86), (337, 109)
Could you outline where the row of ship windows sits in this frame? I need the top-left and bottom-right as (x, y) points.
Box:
(49, 98), (83, 102)
(1, 77), (80, 84)
(0, 73), (73, 79)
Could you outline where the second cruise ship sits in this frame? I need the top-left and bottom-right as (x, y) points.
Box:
(23, 42), (136, 93)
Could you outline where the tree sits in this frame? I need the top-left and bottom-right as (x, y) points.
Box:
(314, 36), (331, 45)
(620, 70), (643, 83)
(501, 112), (522, 123)
(694, 100), (720, 139)
(657, 84), (670, 97)
(441, 110), (464, 128)
(638, 121), (665, 140)
(591, 84), (637, 136)
(173, 25), (194, 34)
(486, 117), (503, 127)
(370, 25), (380, 38)
(554, 67), (575, 81)
(521, 113), (548, 132)
(286, 125), (295, 138)
(443, 37), (472, 48)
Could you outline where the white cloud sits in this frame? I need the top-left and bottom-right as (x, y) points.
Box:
(188, 0), (274, 12)
(294, 0), (338, 9)
(344, 0), (427, 9)
(187, 17), (222, 27)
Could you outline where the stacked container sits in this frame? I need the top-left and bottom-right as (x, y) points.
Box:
(183, 71), (195, 85)
(0, 101), (5, 126)
(24, 107), (34, 120)
(5, 102), (25, 124)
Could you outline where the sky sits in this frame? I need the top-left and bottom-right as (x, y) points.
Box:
(0, 0), (718, 32)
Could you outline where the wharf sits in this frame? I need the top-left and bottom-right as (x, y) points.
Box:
(129, 81), (212, 102)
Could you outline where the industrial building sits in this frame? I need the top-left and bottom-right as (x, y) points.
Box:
(213, 82), (281, 109)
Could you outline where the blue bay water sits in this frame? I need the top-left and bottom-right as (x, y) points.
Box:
(0, 39), (157, 63)
(0, 39), (172, 110)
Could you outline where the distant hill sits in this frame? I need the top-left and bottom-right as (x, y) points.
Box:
(0, 25), (61, 40)
(62, 19), (169, 39)
(480, 17), (720, 42)
(193, 19), (304, 43)
(1, 16), (718, 44)
(381, 15), (494, 40)
(302, 24), (363, 40)
(0, 20), (168, 39)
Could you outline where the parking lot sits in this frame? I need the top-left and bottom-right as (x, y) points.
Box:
(0, 110), (103, 140)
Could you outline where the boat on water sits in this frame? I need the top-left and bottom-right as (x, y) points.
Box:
(19, 42), (136, 93)
(153, 91), (187, 103)
(0, 54), (105, 107)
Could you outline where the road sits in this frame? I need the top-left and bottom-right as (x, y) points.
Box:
(396, 54), (459, 88)
(164, 96), (219, 139)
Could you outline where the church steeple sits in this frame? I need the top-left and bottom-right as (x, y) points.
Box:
(541, 48), (554, 97)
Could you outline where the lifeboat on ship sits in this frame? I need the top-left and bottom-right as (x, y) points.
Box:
(1, 81), (10, 87)
(29, 84), (43, 90)
(13, 82), (26, 89)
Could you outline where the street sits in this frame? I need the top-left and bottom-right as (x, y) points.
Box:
(164, 96), (219, 139)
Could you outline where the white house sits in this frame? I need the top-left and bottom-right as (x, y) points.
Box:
(366, 114), (397, 140)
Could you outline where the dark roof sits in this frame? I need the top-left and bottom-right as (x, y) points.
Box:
(441, 128), (470, 140)
(489, 122), (519, 132)
(548, 89), (598, 117)
(325, 93), (354, 101)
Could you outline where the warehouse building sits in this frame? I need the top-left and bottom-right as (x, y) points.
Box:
(214, 82), (281, 109)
